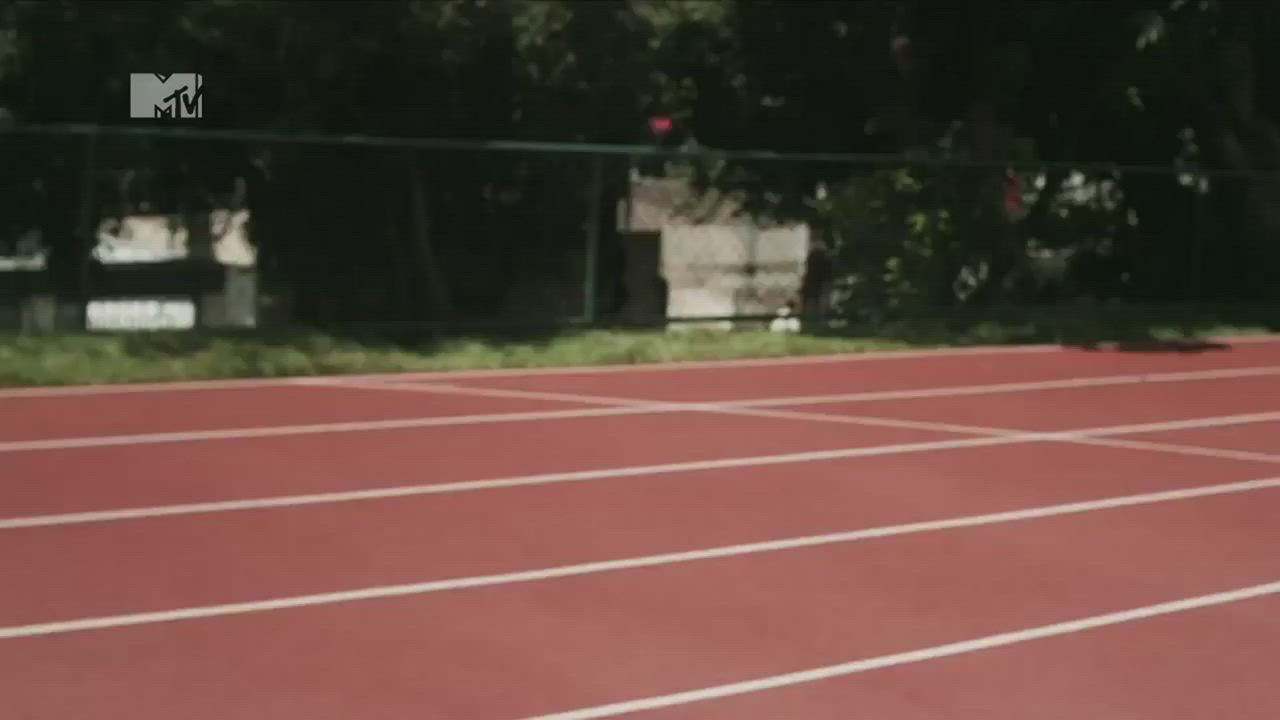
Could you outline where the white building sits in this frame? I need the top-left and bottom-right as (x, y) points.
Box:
(1, 209), (258, 332)
(617, 173), (811, 329)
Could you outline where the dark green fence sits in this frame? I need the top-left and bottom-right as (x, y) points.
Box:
(3, 123), (1279, 334)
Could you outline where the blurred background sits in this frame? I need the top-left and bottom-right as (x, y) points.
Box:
(0, 0), (1278, 344)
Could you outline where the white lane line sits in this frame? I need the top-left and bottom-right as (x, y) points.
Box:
(697, 405), (1040, 440)
(728, 365), (1280, 408)
(0, 435), (1025, 530)
(697, 406), (1280, 464)
(1064, 411), (1280, 438)
(313, 377), (1280, 441)
(319, 365), (1280, 410)
(4, 476), (1278, 640)
(1071, 436), (1280, 464)
(530, 578), (1280, 719)
(333, 378), (1280, 459)
(318, 367), (1280, 429)
(314, 379), (1280, 463)
(3, 333), (1277, 399)
(725, 406), (1280, 439)
(5, 364), (1277, 453)
(312, 380), (664, 409)
(5, 410), (1276, 530)
(0, 405), (672, 453)
(701, 404), (1280, 464)
(322, 382), (1043, 438)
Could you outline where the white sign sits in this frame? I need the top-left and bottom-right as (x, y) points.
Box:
(87, 299), (196, 330)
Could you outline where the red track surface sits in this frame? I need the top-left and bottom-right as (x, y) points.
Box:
(437, 340), (1280, 402)
(1, 412), (950, 517)
(1132, 419), (1280, 455)
(637, 594), (1280, 720)
(3, 339), (1279, 719)
(0, 384), (583, 442)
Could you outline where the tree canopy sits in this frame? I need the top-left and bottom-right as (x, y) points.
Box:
(1, 0), (1278, 326)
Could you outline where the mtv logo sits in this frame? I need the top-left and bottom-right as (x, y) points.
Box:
(130, 73), (203, 119)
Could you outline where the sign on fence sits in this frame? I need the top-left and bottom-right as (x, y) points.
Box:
(87, 298), (196, 330)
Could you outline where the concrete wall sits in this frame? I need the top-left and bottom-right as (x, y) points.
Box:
(618, 174), (812, 329)
(662, 222), (809, 326)
(94, 210), (255, 268)
(199, 266), (258, 329)
(3, 210), (259, 332)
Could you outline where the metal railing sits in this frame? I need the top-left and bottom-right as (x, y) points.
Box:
(2, 123), (1278, 334)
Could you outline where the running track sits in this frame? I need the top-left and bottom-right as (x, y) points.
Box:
(4, 337), (1280, 719)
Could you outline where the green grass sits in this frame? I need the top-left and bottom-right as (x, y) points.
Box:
(2, 305), (1278, 387)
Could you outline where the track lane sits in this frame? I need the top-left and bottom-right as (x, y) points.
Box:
(6, 339), (1279, 720)
(3, 486), (1278, 720)
(1127, 419), (1280, 456)
(779, 374), (1280, 433)
(626, 590), (1280, 720)
(0, 384), (586, 442)
(435, 341), (1280, 403)
(5, 442), (1275, 625)
(0, 412), (956, 518)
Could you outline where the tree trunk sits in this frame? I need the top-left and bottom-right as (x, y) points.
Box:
(406, 153), (453, 324)
(386, 199), (411, 320)
(41, 141), (94, 330)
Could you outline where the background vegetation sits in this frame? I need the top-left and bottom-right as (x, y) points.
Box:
(1, 0), (1279, 334)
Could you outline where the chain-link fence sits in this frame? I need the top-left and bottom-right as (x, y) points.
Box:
(3, 124), (1279, 335)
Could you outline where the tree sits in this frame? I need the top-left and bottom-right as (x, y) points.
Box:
(3, 0), (1277, 330)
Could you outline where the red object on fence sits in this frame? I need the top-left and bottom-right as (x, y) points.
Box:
(1004, 174), (1024, 219)
(648, 115), (673, 137)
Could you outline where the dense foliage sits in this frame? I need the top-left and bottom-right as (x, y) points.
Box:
(1, 0), (1278, 325)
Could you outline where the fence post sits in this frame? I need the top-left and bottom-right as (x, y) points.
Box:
(1190, 183), (1202, 300)
(75, 132), (99, 331)
(582, 153), (604, 324)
